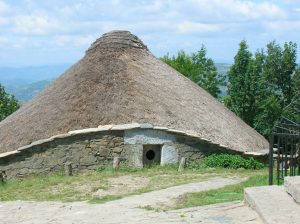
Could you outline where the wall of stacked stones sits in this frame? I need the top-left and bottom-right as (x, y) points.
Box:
(0, 131), (129, 178)
(0, 124), (232, 179)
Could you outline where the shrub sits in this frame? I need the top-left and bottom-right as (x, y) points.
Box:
(203, 154), (264, 170)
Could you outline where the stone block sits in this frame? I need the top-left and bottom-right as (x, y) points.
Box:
(139, 123), (154, 129)
(30, 138), (54, 147)
(51, 133), (71, 139)
(80, 156), (98, 165)
(167, 129), (186, 135)
(17, 145), (32, 151)
(124, 129), (175, 145)
(153, 126), (168, 130)
(161, 144), (178, 165)
(99, 148), (111, 157)
(285, 176), (300, 203)
(68, 128), (101, 135)
(111, 123), (140, 130)
(0, 150), (20, 158)
(113, 147), (123, 153)
(245, 186), (300, 224)
(98, 124), (113, 130)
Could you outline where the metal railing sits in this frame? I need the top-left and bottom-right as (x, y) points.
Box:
(269, 117), (300, 185)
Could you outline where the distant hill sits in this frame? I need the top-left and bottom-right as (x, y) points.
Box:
(0, 64), (69, 102)
(0, 64), (69, 86)
(1, 63), (231, 102)
(5, 80), (53, 102)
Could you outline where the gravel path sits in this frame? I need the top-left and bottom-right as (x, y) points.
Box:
(0, 177), (262, 224)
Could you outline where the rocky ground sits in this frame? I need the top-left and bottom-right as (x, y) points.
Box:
(0, 177), (262, 224)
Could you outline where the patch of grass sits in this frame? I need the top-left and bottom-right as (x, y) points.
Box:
(140, 205), (155, 211)
(0, 164), (268, 203)
(187, 154), (265, 170)
(175, 174), (268, 209)
(89, 195), (123, 204)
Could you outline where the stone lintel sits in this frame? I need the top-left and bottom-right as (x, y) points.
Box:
(139, 123), (154, 129)
(111, 123), (140, 130)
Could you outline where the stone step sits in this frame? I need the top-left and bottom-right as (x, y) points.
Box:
(244, 186), (300, 224)
(285, 176), (300, 203)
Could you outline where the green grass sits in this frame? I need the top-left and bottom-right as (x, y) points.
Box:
(89, 195), (123, 204)
(175, 173), (268, 209)
(0, 164), (268, 204)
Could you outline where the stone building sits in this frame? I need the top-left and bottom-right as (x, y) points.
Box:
(0, 31), (268, 178)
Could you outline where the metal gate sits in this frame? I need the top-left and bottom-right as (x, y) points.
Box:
(269, 117), (300, 185)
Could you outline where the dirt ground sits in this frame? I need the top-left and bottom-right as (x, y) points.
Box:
(0, 177), (262, 224)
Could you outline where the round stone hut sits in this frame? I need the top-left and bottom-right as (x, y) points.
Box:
(0, 31), (268, 178)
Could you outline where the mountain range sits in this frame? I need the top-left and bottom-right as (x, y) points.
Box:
(0, 63), (230, 102)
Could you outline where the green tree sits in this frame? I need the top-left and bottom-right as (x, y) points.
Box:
(0, 83), (20, 121)
(226, 40), (299, 135)
(264, 41), (297, 105)
(161, 46), (224, 98)
(225, 40), (256, 124)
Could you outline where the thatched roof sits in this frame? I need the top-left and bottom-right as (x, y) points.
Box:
(0, 31), (268, 153)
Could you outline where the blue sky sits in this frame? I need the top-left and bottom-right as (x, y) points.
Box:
(0, 0), (299, 66)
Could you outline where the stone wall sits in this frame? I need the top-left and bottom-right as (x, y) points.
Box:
(0, 131), (128, 178)
(0, 123), (263, 179)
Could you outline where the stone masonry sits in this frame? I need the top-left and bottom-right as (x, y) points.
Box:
(0, 123), (260, 179)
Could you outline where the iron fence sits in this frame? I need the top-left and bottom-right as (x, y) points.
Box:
(269, 117), (300, 185)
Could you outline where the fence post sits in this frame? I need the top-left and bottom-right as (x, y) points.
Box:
(64, 162), (73, 176)
(113, 157), (120, 170)
(0, 171), (7, 183)
(269, 134), (274, 185)
(178, 157), (186, 172)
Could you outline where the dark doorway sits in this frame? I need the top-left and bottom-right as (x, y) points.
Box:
(143, 145), (162, 166)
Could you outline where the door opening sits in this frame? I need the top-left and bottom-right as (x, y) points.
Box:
(143, 145), (162, 166)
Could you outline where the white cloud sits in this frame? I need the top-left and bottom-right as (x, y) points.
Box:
(177, 21), (220, 34)
(186, 0), (287, 21)
(12, 14), (62, 35)
(54, 35), (96, 47)
(0, 0), (298, 66)
(266, 20), (300, 31)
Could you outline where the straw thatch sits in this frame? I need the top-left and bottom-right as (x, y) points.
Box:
(0, 31), (268, 153)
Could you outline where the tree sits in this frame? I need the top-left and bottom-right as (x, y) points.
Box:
(0, 83), (20, 121)
(161, 46), (225, 98)
(264, 41), (297, 105)
(225, 40), (255, 124)
(226, 40), (299, 136)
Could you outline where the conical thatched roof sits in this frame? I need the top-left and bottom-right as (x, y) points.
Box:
(0, 31), (268, 153)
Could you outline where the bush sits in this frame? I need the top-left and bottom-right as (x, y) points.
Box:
(203, 154), (264, 170)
